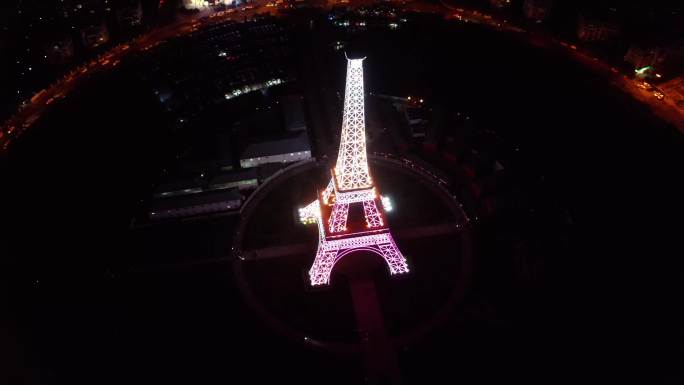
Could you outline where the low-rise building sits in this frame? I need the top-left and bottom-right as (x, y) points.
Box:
(240, 132), (311, 168)
(215, 132), (236, 171)
(282, 95), (307, 132)
(659, 76), (684, 108)
(625, 39), (684, 71)
(577, 14), (619, 42)
(80, 21), (110, 49)
(117, 1), (143, 29)
(44, 36), (75, 65)
(209, 168), (259, 191)
(184, 0), (234, 9)
(489, 0), (512, 9)
(523, 0), (553, 23)
(153, 177), (203, 198)
(625, 44), (668, 70)
(150, 189), (242, 220)
(402, 100), (429, 138)
(406, 109), (428, 138)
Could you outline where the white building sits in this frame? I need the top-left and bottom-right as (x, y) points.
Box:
(240, 132), (311, 168)
(150, 189), (242, 220)
(209, 168), (259, 191)
(184, 0), (208, 9)
(184, 0), (234, 10)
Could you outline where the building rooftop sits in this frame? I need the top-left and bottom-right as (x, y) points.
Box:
(282, 95), (307, 131)
(240, 132), (310, 159)
(154, 176), (203, 197)
(150, 188), (242, 212)
(209, 168), (258, 186)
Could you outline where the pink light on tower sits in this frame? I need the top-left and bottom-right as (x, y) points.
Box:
(299, 57), (409, 286)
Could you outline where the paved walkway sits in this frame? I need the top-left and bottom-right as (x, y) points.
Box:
(349, 275), (403, 385)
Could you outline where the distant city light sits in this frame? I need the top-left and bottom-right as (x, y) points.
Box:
(224, 78), (284, 100)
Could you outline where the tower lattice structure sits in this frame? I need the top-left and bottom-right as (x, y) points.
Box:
(299, 57), (409, 286)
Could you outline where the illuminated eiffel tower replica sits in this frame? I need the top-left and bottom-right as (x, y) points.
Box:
(299, 57), (409, 286)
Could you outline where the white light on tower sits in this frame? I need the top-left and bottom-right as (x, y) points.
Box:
(297, 57), (409, 286)
(381, 196), (393, 212)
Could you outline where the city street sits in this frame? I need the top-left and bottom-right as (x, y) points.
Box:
(0, 0), (275, 151)
(440, 0), (684, 132)
(4, 0), (684, 154)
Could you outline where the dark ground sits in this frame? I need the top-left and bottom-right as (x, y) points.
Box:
(1, 12), (683, 385)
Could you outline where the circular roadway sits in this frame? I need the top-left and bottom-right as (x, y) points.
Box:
(232, 155), (472, 353)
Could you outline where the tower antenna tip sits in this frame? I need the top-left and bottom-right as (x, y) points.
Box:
(344, 52), (367, 61)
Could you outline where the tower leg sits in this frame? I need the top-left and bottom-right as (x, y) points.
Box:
(308, 233), (409, 286)
(309, 243), (338, 286)
(377, 235), (410, 276)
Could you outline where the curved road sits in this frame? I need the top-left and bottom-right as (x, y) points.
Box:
(0, 0), (274, 152)
(2, 0), (682, 153)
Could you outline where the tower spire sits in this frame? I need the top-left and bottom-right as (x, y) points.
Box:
(334, 58), (372, 191)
